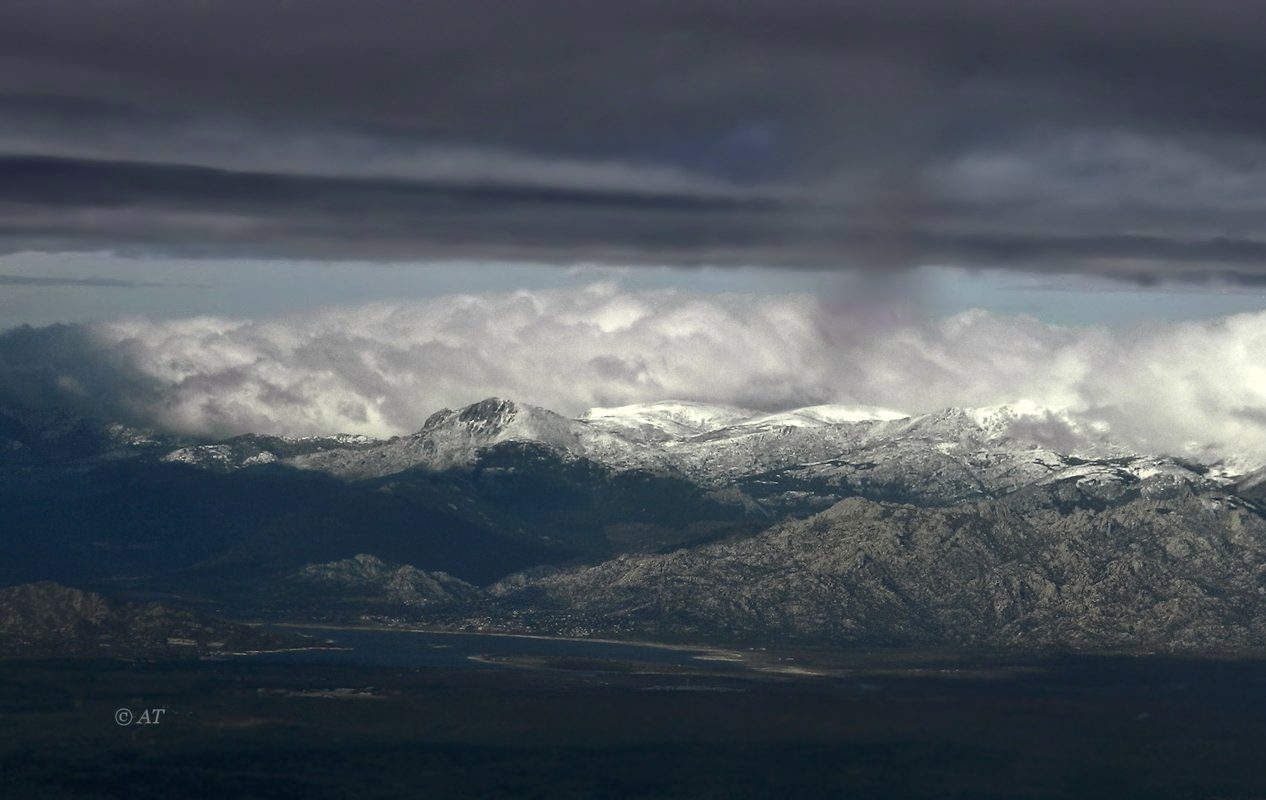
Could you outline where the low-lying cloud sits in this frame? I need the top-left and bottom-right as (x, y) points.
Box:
(2, 284), (1266, 467)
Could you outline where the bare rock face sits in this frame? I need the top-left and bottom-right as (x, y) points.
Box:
(0, 582), (312, 658)
(488, 484), (1266, 652)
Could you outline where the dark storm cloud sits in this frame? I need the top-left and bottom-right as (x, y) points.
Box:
(0, 323), (163, 424)
(3, 0), (1266, 278)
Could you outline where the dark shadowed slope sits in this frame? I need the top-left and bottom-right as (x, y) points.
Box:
(0, 582), (318, 658)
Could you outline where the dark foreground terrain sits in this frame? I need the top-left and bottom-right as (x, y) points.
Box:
(4, 642), (1266, 799)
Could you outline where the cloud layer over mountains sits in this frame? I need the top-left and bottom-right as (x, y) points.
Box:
(2, 284), (1265, 467)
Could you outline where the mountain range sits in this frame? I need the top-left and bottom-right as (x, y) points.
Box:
(3, 396), (1265, 653)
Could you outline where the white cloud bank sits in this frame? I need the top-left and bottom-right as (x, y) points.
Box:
(78, 283), (1266, 467)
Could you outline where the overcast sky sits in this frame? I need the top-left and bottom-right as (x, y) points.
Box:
(4, 0), (1266, 279)
(2, 1), (1266, 455)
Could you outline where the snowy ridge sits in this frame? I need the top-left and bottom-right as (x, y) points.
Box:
(146, 397), (1255, 501)
(750, 404), (909, 427)
(580, 401), (756, 441)
(290, 398), (668, 479)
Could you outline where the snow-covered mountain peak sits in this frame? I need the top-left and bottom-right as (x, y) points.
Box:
(397, 396), (611, 465)
(580, 400), (912, 441)
(743, 404), (909, 429)
(580, 400), (758, 441)
(290, 397), (660, 479)
(419, 397), (548, 440)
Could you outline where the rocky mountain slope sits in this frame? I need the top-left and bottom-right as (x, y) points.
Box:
(290, 554), (481, 608)
(162, 432), (375, 472)
(0, 582), (316, 658)
(483, 481), (1266, 652)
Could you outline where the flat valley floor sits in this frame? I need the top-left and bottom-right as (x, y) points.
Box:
(4, 635), (1266, 799)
